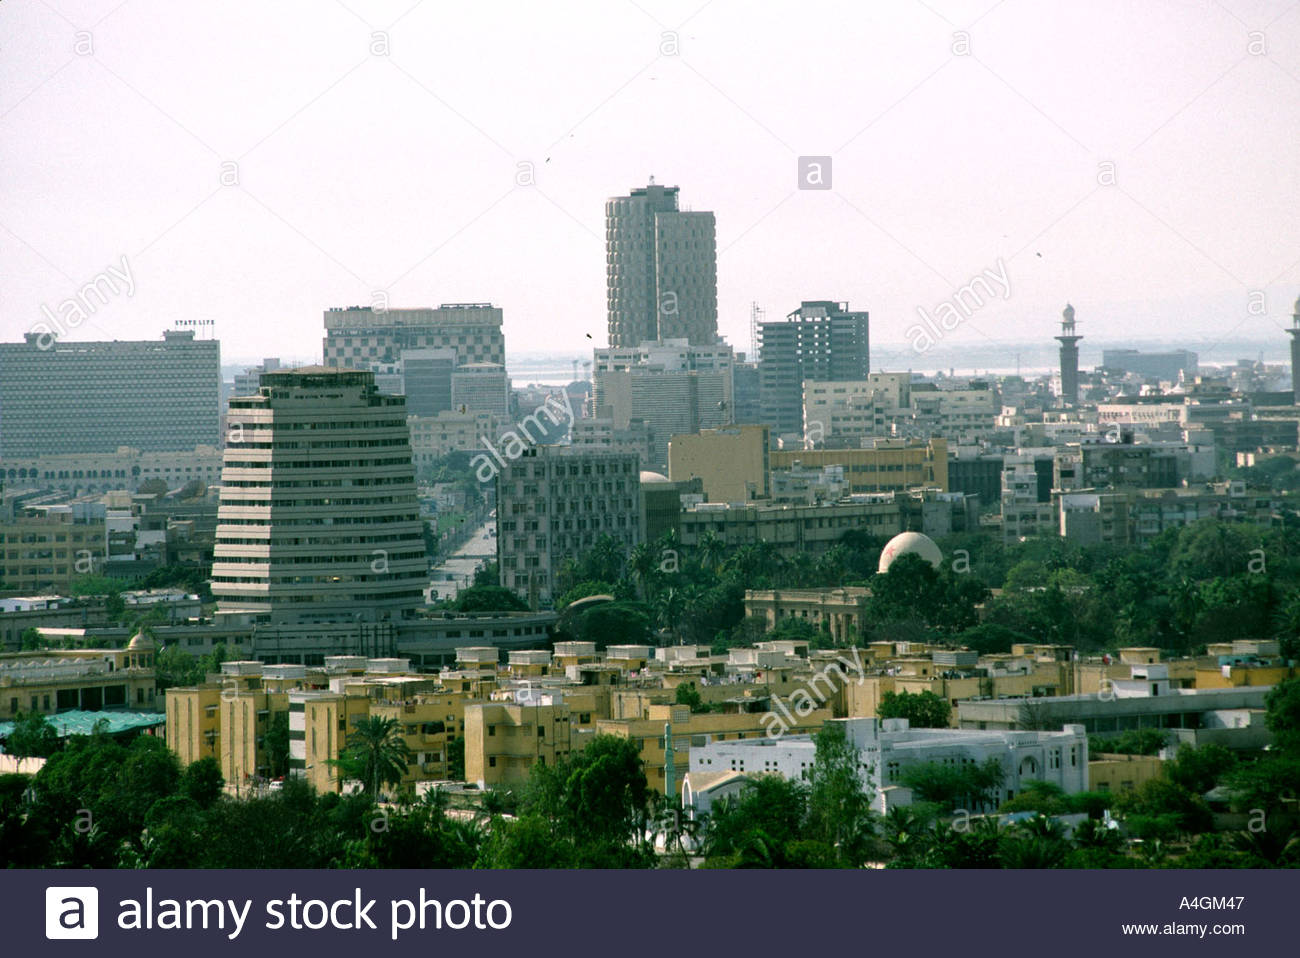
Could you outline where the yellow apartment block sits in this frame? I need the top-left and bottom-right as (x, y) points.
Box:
(291, 690), (376, 794)
(170, 665), (496, 795)
(371, 690), (473, 787)
(1071, 657), (1196, 695)
(844, 663), (1065, 727)
(769, 438), (948, 494)
(464, 700), (576, 788)
(1088, 753), (1164, 795)
(557, 685), (610, 736)
(165, 685), (223, 766)
(1195, 662), (1296, 689)
(220, 688), (287, 790)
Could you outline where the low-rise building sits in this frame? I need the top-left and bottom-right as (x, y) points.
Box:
(770, 438), (948, 495)
(686, 716), (1088, 813)
(744, 587), (869, 643)
(678, 496), (903, 558)
(1, 632), (158, 717)
(956, 680), (1274, 751)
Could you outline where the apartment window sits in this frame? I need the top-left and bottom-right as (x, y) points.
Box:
(488, 757), (497, 768)
(488, 725), (496, 737)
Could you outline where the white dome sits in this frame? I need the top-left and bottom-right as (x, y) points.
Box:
(126, 631), (157, 652)
(640, 470), (670, 483)
(878, 531), (942, 574)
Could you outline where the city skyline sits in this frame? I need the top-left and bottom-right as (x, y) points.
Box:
(3, 2), (1300, 363)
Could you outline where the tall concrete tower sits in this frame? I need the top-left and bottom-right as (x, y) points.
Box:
(212, 367), (427, 625)
(1055, 303), (1083, 406)
(606, 179), (718, 348)
(1290, 294), (1300, 405)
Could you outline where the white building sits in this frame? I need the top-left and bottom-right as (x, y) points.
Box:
(685, 717), (1088, 814)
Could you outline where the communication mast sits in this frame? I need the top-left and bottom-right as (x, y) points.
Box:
(749, 301), (765, 360)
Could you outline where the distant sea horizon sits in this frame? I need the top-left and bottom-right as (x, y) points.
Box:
(223, 338), (1293, 386)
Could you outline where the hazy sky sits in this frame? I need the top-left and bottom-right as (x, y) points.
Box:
(3, 0), (1300, 371)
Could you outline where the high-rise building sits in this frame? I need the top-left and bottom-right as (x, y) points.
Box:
(758, 301), (870, 440)
(0, 329), (220, 458)
(211, 367), (427, 625)
(606, 181), (718, 347)
(592, 340), (734, 470)
(450, 362), (511, 419)
(1056, 303), (1083, 406)
(400, 348), (457, 417)
(495, 445), (643, 607)
(732, 358), (761, 425)
(322, 304), (505, 369)
(233, 358), (282, 396)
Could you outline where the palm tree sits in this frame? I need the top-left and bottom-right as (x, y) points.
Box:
(721, 544), (760, 583)
(1074, 818), (1124, 853)
(334, 716), (413, 798)
(786, 551), (816, 588)
(655, 587), (686, 645)
(1227, 822), (1300, 866)
(815, 544), (849, 587)
(997, 814), (1070, 868)
(881, 806), (935, 864)
(752, 540), (779, 581)
(696, 531), (724, 575)
(629, 542), (660, 600)
(589, 534), (626, 583)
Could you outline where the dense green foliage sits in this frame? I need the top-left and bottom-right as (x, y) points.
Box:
(1088, 728), (1169, 756)
(878, 690), (952, 728)
(5, 712), (62, 758)
(450, 585), (530, 614)
(544, 515), (1300, 659)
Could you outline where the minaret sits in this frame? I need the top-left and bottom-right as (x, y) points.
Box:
(1056, 303), (1083, 406)
(1289, 294), (1300, 405)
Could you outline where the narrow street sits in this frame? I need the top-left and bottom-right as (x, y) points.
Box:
(426, 516), (496, 603)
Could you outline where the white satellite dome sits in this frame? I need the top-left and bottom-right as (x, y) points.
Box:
(877, 531), (943, 574)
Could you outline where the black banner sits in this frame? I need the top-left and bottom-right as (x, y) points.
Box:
(12, 869), (1289, 955)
